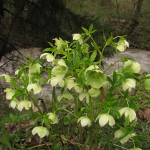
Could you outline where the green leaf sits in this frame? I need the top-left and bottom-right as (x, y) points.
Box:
(90, 50), (97, 62)
(44, 48), (54, 52)
(0, 133), (11, 149)
(113, 71), (117, 83)
(124, 116), (130, 127)
(33, 116), (43, 125)
(124, 89), (129, 98)
(130, 121), (138, 127)
(89, 24), (93, 32)
(111, 108), (120, 118)
(129, 101), (138, 111)
(64, 59), (73, 69)
(9, 113), (17, 122)
(82, 27), (89, 35)
(132, 135), (149, 142)
(107, 76), (113, 85)
(73, 50), (78, 66)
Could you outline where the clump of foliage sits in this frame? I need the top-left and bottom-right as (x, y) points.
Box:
(0, 25), (149, 149)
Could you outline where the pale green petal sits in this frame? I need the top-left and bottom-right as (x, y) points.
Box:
(85, 71), (105, 89)
(72, 34), (81, 40)
(52, 66), (67, 77)
(88, 88), (101, 97)
(47, 113), (58, 124)
(74, 86), (83, 93)
(32, 126), (49, 138)
(67, 82), (78, 90)
(9, 98), (19, 109)
(0, 74), (11, 82)
(58, 59), (67, 67)
(77, 116), (91, 127)
(114, 129), (124, 139)
(125, 40), (129, 47)
(4, 88), (15, 99)
(119, 107), (128, 116)
(99, 114), (109, 127)
(79, 92), (88, 101)
(29, 63), (42, 74)
(27, 83), (41, 94)
(59, 78), (64, 87)
(51, 76), (64, 87)
(117, 44), (126, 52)
(126, 79), (136, 88)
(124, 60), (133, 69)
(84, 65), (99, 75)
(40, 53), (49, 59)
(17, 100), (33, 111)
(132, 62), (141, 73)
(57, 93), (73, 102)
(120, 134), (130, 144)
(108, 115), (115, 126)
(125, 108), (136, 122)
(144, 74), (150, 90)
(40, 53), (55, 62)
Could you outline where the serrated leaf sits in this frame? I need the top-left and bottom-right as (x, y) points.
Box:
(107, 76), (113, 85)
(129, 101), (138, 111)
(89, 24), (93, 32)
(82, 27), (89, 35)
(64, 59), (73, 69)
(111, 108), (120, 118)
(90, 50), (97, 62)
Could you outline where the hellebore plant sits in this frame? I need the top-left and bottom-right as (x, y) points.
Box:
(1, 24), (149, 150)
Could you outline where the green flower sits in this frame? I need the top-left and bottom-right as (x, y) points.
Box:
(129, 148), (142, 150)
(85, 70), (105, 89)
(4, 88), (15, 99)
(96, 114), (115, 127)
(119, 107), (136, 122)
(72, 33), (83, 44)
(114, 129), (135, 144)
(143, 74), (150, 90)
(74, 85), (83, 93)
(116, 39), (129, 52)
(123, 60), (141, 73)
(49, 76), (64, 87)
(17, 100), (34, 111)
(79, 92), (89, 104)
(122, 78), (136, 91)
(29, 63), (42, 74)
(32, 126), (49, 138)
(64, 77), (77, 90)
(72, 34), (81, 40)
(27, 83), (42, 94)
(47, 113), (58, 124)
(9, 98), (19, 109)
(0, 74), (11, 82)
(52, 60), (68, 77)
(57, 93), (73, 102)
(40, 53), (55, 62)
(84, 65), (99, 75)
(77, 116), (91, 127)
(88, 88), (101, 97)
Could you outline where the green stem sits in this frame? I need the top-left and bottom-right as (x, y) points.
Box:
(78, 123), (83, 144)
(104, 59), (121, 73)
(29, 95), (43, 114)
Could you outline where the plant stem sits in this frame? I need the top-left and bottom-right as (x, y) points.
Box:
(78, 123), (83, 144)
